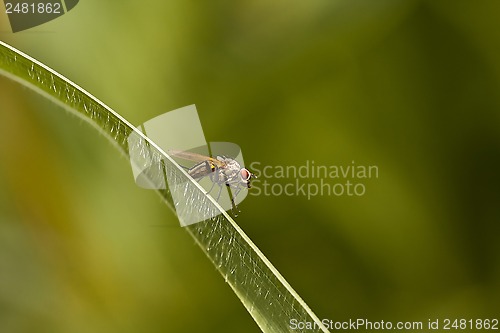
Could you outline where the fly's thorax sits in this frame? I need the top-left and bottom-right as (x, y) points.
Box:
(223, 159), (243, 181)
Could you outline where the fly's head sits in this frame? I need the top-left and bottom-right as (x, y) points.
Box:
(238, 167), (257, 188)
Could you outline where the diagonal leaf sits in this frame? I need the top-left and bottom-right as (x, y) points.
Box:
(0, 40), (329, 333)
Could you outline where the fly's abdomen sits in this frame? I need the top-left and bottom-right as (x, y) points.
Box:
(188, 161), (215, 179)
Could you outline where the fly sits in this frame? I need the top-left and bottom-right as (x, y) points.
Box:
(168, 149), (256, 216)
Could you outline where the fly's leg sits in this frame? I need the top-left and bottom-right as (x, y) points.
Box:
(178, 163), (190, 171)
(206, 181), (216, 195)
(215, 185), (223, 202)
(232, 187), (243, 215)
(232, 187), (242, 204)
(226, 184), (240, 217)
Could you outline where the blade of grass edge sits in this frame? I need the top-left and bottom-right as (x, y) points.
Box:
(0, 41), (330, 333)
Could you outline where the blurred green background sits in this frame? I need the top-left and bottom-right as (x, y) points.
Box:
(1, 1), (500, 332)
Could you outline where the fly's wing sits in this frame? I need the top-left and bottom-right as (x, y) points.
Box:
(167, 149), (226, 167)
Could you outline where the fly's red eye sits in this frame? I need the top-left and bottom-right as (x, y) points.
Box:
(240, 169), (251, 181)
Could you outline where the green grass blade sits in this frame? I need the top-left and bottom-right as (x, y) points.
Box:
(0, 40), (329, 333)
